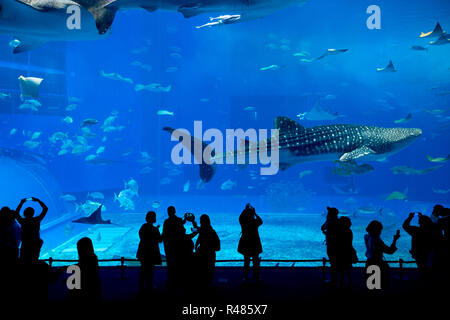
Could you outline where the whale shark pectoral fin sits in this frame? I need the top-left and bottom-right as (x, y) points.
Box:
(88, 6), (118, 34)
(339, 146), (375, 162)
(13, 37), (46, 54)
(178, 4), (202, 18)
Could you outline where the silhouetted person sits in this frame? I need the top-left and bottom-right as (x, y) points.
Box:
(14, 197), (47, 263)
(364, 220), (400, 289)
(335, 216), (356, 288)
(321, 207), (340, 286)
(17, 238), (63, 302)
(0, 206), (21, 299)
(0, 206), (21, 264)
(238, 203), (263, 283)
(195, 214), (220, 287)
(431, 205), (450, 283)
(403, 212), (440, 284)
(67, 237), (102, 301)
(137, 211), (162, 293)
(178, 212), (199, 288)
(162, 206), (185, 287)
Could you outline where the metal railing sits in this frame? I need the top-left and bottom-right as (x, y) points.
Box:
(43, 257), (416, 281)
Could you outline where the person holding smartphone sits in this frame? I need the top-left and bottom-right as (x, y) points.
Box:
(14, 197), (48, 263)
(238, 203), (263, 283)
(364, 220), (400, 288)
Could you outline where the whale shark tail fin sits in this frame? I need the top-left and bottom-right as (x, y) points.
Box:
(163, 127), (217, 183)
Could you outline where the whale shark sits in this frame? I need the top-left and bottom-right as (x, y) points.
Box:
(72, 204), (112, 224)
(164, 117), (422, 182)
(74, 0), (307, 34)
(0, 0), (108, 53)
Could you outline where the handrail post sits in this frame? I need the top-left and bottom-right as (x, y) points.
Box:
(120, 257), (125, 280)
(322, 257), (327, 282)
(49, 257), (53, 267)
(399, 259), (403, 281)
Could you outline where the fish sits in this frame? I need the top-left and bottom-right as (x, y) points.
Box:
(96, 146), (105, 155)
(151, 201), (161, 209)
(432, 188), (450, 194)
(315, 48), (348, 60)
(0, 92), (11, 100)
(394, 113), (412, 124)
(427, 155), (449, 163)
(420, 22), (446, 38)
(9, 39), (21, 48)
(31, 132), (41, 140)
(333, 160), (374, 176)
(260, 64), (280, 71)
(124, 178), (139, 196)
(0, 0), (107, 53)
(99, 70), (133, 83)
(62, 116), (74, 124)
(114, 191), (135, 211)
(165, 66), (178, 73)
(73, 204), (111, 224)
(157, 110), (174, 116)
(64, 224), (74, 236)
(19, 99), (41, 112)
(386, 191), (408, 201)
(72, 0), (308, 35)
(88, 192), (105, 200)
(159, 177), (172, 185)
(196, 14), (241, 28)
(411, 45), (428, 51)
(377, 60), (397, 72)
(183, 180), (190, 192)
(75, 200), (106, 215)
(358, 206), (383, 215)
(164, 116), (422, 182)
(131, 61), (152, 71)
(391, 165), (443, 175)
(23, 140), (40, 149)
(139, 166), (153, 174)
(220, 179), (236, 190)
(298, 170), (313, 179)
(60, 194), (77, 202)
(9, 128), (17, 136)
(65, 103), (77, 111)
(81, 118), (99, 127)
(135, 83), (172, 93)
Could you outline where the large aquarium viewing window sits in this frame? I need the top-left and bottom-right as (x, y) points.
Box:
(0, 0), (449, 269)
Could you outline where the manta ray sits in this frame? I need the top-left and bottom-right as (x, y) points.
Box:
(420, 22), (446, 38)
(164, 116), (422, 182)
(377, 60), (397, 72)
(297, 99), (343, 121)
(72, 204), (112, 224)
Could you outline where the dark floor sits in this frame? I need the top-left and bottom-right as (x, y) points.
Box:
(40, 266), (449, 316)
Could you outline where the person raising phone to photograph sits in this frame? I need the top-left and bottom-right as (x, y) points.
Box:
(14, 197), (48, 263)
(238, 203), (263, 284)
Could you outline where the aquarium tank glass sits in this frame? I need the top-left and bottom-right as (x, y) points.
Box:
(0, 0), (449, 266)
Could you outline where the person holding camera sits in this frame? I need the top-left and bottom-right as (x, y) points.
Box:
(238, 203), (263, 283)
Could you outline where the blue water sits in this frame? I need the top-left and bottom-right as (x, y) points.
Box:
(0, 0), (449, 264)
